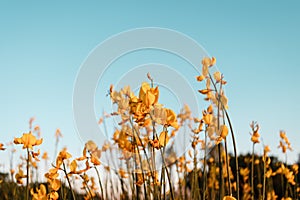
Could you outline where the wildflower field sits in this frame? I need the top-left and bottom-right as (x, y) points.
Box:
(0, 57), (299, 200)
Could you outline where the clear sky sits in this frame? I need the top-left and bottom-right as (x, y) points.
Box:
(1, 1), (300, 171)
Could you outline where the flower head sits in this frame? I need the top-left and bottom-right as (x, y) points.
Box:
(14, 132), (43, 149)
(0, 143), (5, 150)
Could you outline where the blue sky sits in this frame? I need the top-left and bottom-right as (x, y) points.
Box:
(1, 1), (300, 170)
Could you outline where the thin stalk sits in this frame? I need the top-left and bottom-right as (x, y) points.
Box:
(133, 134), (148, 200)
(129, 118), (155, 181)
(284, 154), (289, 198)
(85, 181), (95, 200)
(94, 166), (104, 200)
(216, 76), (223, 200)
(224, 138), (232, 196)
(152, 128), (174, 199)
(26, 148), (30, 200)
(209, 73), (240, 200)
(251, 143), (255, 200)
(202, 129), (208, 200)
(62, 161), (76, 200)
(192, 143), (199, 199)
(218, 143), (224, 199)
(176, 163), (183, 200)
(159, 126), (169, 200)
(224, 110), (239, 200)
(262, 156), (266, 200)
(129, 117), (156, 199)
(155, 136), (175, 200)
(257, 159), (262, 199)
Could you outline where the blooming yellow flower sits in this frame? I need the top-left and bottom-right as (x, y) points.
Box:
(45, 168), (59, 182)
(90, 154), (101, 165)
(139, 82), (159, 108)
(250, 122), (260, 144)
(165, 108), (179, 129)
(48, 191), (59, 200)
(14, 132), (43, 149)
(196, 75), (205, 82)
(202, 57), (216, 68)
(49, 179), (61, 191)
(0, 143), (5, 150)
(30, 184), (47, 200)
(15, 168), (27, 184)
(56, 148), (72, 168)
(70, 160), (77, 173)
(158, 131), (169, 147)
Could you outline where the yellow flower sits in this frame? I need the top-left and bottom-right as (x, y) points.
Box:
(15, 168), (27, 184)
(42, 152), (49, 160)
(0, 143), (5, 150)
(85, 140), (97, 151)
(55, 128), (62, 139)
(31, 149), (41, 161)
(198, 89), (212, 95)
(135, 170), (145, 186)
(158, 131), (169, 147)
(56, 148), (72, 168)
(202, 57), (216, 68)
(152, 104), (167, 125)
(14, 132), (43, 149)
(30, 184), (47, 200)
(139, 82), (159, 107)
(223, 196), (237, 200)
(213, 71), (222, 82)
(203, 112), (212, 125)
(196, 75), (205, 82)
(69, 160), (77, 173)
(48, 191), (59, 200)
(119, 168), (128, 178)
(292, 164), (298, 174)
(91, 154), (101, 165)
(216, 124), (229, 144)
(250, 122), (260, 144)
(45, 168), (59, 180)
(264, 145), (271, 155)
(165, 108), (179, 129)
(49, 179), (61, 191)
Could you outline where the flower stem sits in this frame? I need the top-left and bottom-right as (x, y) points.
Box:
(62, 161), (76, 200)
(94, 166), (104, 200)
(202, 129), (207, 200)
(251, 143), (255, 200)
(26, 148), (30, 200)
(224, 138), (232, 196)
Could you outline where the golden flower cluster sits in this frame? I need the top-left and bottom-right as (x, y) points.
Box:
(278, 130), (292, 153)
